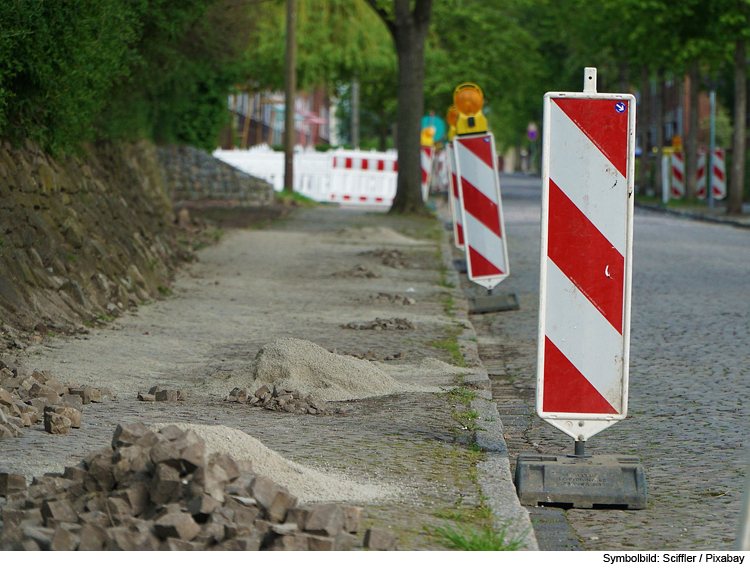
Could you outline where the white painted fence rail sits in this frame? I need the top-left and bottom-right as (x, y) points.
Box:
(214, 145), (398, 207)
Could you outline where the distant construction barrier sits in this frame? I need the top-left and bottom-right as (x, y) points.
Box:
(665, 148), (726, 201)
(214, 145), (398, 207)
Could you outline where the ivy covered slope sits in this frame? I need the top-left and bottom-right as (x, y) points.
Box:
(0, 0), (254, 154)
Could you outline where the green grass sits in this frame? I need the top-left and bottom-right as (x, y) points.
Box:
(440, 291), (456, 315)
(430, 325), (469, 367)
(431, 522), (528, 551)
(276, 188), (317, 206)
(444, 383), (475, 406)
(157, 285), (172, 297)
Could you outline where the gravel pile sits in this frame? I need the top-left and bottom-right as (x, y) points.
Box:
(248, 338), (407, 401)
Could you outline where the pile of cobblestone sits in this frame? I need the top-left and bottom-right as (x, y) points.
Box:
(358, 249), (411, 269)
(0, 359), (111, 438)
(342, 318), (416, 331)
(369, 292), (416, 306)
(225, 384), (340, 415)
(137, 386), (187, 403)
(0, 422), (396, 551)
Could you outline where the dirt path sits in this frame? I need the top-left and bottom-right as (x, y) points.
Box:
(2, 203), (531, 550)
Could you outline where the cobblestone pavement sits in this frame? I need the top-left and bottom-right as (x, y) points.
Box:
(2, 205), (530, 551)
(465, 174), (750, 551)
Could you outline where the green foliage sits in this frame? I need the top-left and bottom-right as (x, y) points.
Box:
(247, 0), (394, 91)
(0, 0), (253, 153)
(0, 0), (138, 152)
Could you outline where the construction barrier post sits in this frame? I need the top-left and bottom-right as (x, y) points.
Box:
(516, 67), (646, 510)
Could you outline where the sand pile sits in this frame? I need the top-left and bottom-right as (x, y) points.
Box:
(204, 339), (458, 400)
(151, 423), (396, 505)
(249, 338), (407, 402)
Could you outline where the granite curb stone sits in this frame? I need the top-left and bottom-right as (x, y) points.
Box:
(437, 209), (538, 550)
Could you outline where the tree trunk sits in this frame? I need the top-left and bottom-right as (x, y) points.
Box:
(390, 19), (428, 214)
(685, 59), (700, 201)
(729, 38), (746, 215)
(638, 65), (652, 196)
(654, 69), (666, 200)
(366, 0), (432, 214)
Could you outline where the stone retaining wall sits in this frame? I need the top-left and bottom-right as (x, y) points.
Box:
(0, 139), (189, 346)
(158, 145), (274, 206)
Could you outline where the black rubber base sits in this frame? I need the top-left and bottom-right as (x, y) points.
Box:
(467, 292), (519, 314)
(515, 454), (647, 510)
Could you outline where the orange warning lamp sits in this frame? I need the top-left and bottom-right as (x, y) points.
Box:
(420, 126), (436, 147)
(447, 105), (458, 141)
(454, 82), (487, 135)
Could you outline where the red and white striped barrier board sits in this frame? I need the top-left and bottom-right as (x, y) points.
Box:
(454, 132), (509, 290)
(711, 148), (727, 200)
(538, 91), (636, 441)
(696, 150), (707, 198)
(421, 146), (435, 202)
(693, 148), (727, 201)
(445, 143), (464, 249)
(671, 151), (685, 198)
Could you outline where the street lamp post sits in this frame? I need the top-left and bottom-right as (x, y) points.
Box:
(284, 0), (297, 193)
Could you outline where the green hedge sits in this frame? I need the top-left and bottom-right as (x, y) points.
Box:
(0, 0), (251, 154)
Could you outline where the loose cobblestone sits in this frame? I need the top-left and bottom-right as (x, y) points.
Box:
(1, 206), (500, 551)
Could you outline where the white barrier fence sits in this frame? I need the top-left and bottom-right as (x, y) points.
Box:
(214, 145), (398, 207)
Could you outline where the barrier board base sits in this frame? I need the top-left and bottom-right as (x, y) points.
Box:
(515, 454), (647, 510)
(467, 292), (519, 315)
(453, 258), (467, 274)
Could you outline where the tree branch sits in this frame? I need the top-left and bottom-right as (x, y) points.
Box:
(364, 0), (397, 39)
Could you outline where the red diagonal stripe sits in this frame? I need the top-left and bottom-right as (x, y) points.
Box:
(452, 172), (459, 199)
(457, 135), (494, 169)
(461, 178), (501, 237)
(714, 165), (724, 181)
(548, 179), (624, 334)
(553, 98), (628, 177)
(468, 246), (503, 277)
(456, 223), (464, 247)
(543, 337), (618, 414)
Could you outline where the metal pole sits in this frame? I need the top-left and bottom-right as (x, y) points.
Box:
(351, 79), (360, 149)
(708, 90), (716, 211)
(283, 0), (297, 192)
(738, 464), (750, 549)
(661, 153), (670, 206)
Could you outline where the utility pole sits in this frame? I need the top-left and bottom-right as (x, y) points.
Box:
(351, 79), (360, 149)
(284, 0), (297, 192)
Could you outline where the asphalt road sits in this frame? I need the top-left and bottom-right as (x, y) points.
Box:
(468, 173), (750, 551)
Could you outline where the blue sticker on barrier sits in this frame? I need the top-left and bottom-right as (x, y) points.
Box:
(615, 102), (626, 114)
